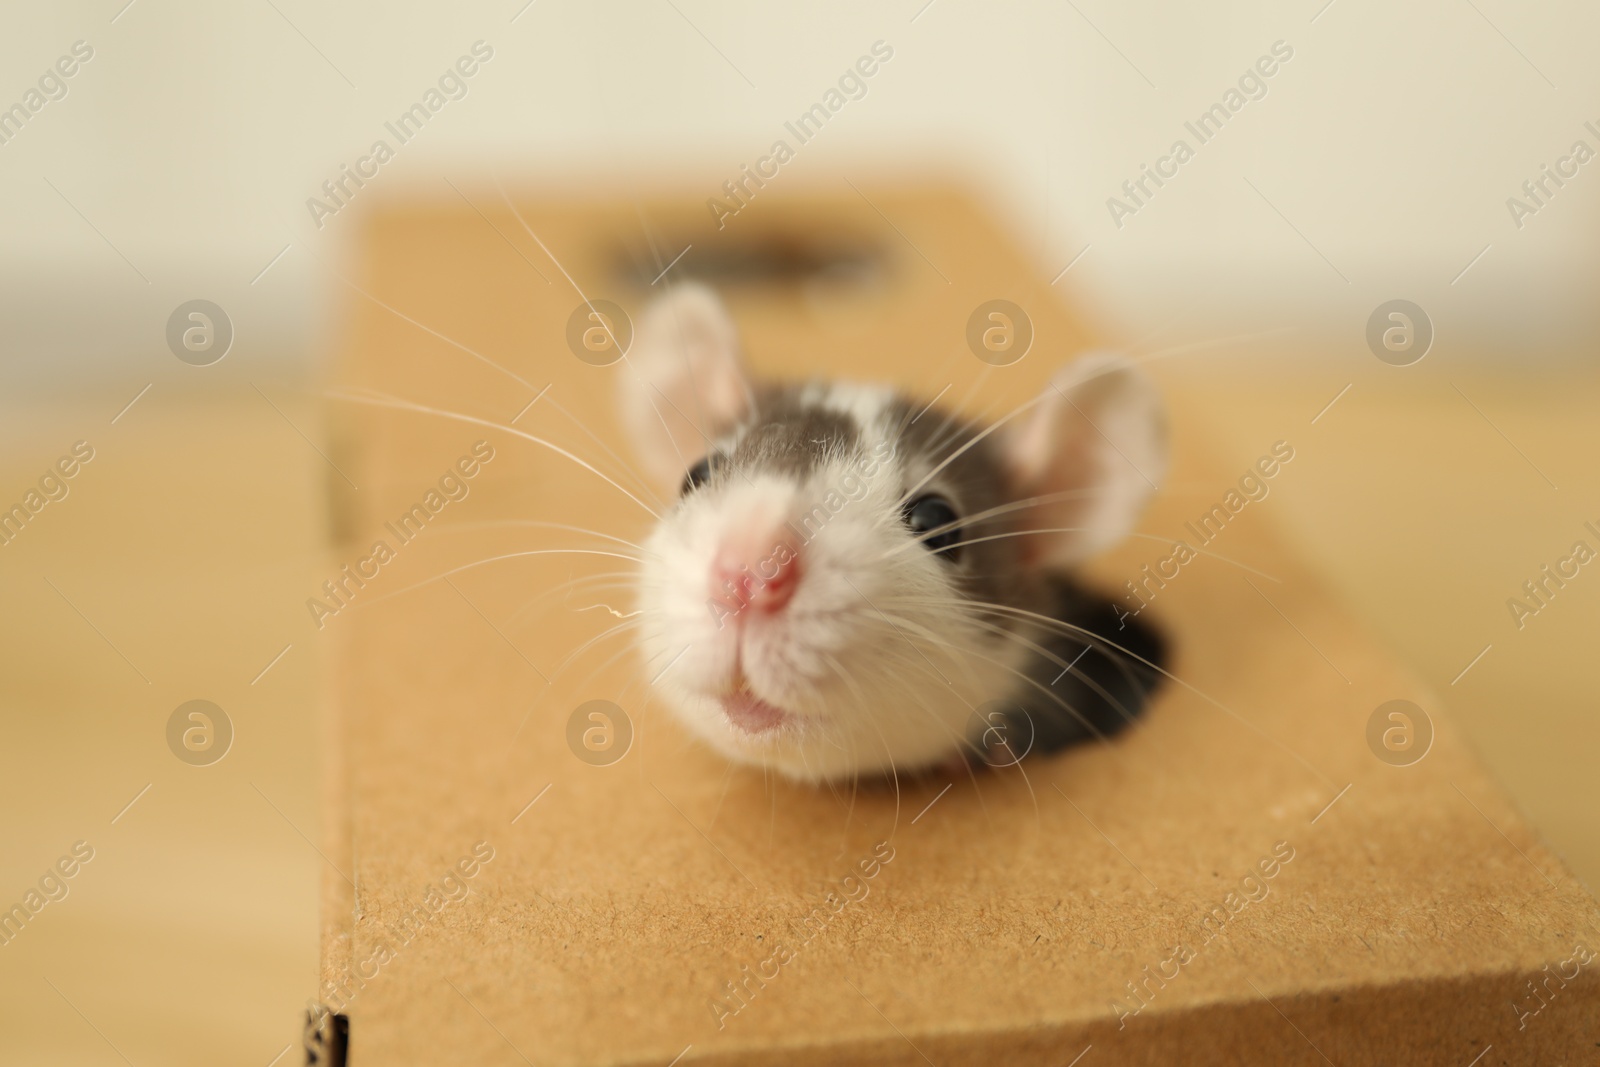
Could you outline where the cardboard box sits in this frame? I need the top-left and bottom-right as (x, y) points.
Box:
(315, 185), (1599, 1064)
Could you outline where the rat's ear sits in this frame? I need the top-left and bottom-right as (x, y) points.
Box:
(617, 283), (754, 488)
(996, 353), (1167, 567)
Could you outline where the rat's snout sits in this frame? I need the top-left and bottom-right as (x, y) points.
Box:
(708, 522), (803, 619)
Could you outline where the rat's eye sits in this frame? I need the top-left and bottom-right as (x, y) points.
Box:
(681, 455), (714, 496)
(904, 495), (961, 561)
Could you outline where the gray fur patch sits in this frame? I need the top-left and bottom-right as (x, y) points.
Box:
(886, 397), (1043, 619)
(723, 383), (863, 478)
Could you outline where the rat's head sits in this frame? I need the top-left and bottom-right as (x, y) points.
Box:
(619, 284), (1166, 781)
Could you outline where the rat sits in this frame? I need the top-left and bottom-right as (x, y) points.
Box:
(617, 283), (1168, 783)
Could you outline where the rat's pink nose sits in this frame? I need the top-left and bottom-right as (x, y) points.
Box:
(709, 530), (802, 618)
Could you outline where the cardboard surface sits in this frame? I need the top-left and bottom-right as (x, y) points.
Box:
(320, 186), (1600, 1064)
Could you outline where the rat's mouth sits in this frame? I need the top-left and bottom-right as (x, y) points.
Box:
(719, 683), (789, 735)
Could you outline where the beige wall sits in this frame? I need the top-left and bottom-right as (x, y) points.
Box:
(2, 0), (1597, 389)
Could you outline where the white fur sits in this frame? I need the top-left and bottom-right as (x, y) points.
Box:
(636, 395), (1024, 781)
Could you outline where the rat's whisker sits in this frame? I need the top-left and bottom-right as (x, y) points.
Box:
(902, 354), (1165, 509)
(881, 524), (1279, 584)
(515, 624), (647, 741)
(823, 655), (921, 825)
(547, 618), (645, 682)
(858, 656), (998, 823)
(540, 391), (670, 512)
(820, 652), (899, 832)
(1130, 325), (1298, 367)
(875, 489), (1128, 560)
(703, 749), (742, 834)
(851, 606), (997, 711)
(575, 603), (643, 620)
(432, 518), (656, 559)
(331, 271), (540, 392)
(923, 392), (1010, 466)
(920, 365), (994, 459)
(504, 571), (638, 631)
(896, 624), (1125, 754)
(882, 591), (1154, 708)
(422, 518), (660, 558)
(329, 387), (661, 519)
(942, 599), (1334, 789)
(894, 387), (1055, 510)
(355, 549), (642, 612)
(910, 649), (1138, 841)
(961, 612), (1147, 732)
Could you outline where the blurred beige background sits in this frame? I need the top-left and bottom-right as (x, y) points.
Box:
(3, 0), (1597, 389)
(1, 1), (1596, 1064)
